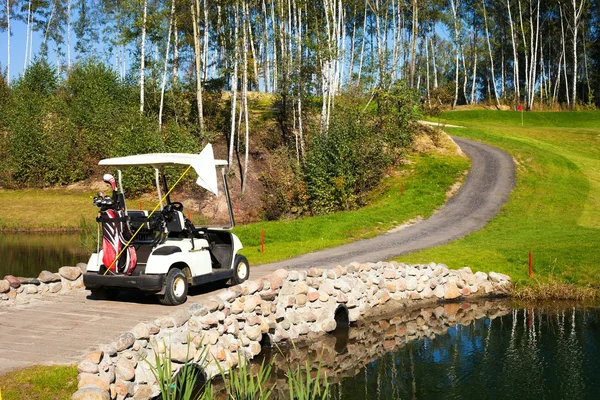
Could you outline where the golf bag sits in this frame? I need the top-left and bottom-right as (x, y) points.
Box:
(96, 199), (137, 275)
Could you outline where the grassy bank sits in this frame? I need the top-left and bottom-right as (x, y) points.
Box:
(398, 110), (600, 292)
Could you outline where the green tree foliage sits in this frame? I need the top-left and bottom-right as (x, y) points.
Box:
(0, 58), (200, 192)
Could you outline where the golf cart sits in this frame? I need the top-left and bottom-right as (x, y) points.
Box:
(82, 144), (249, 305)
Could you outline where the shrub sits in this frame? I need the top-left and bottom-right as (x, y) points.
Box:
(64, 59), (133, 159)
(303, 111), (391, 215)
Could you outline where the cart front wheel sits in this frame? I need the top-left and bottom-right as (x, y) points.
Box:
(231, 255), (249, 285)
(158, 268), (188, 306)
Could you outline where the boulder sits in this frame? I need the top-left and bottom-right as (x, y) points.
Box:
(59, 266), (82, 281)
(38, 270), (61, 283)
(0, 280), (10, 293)
(444, 283), (461, 300)
(77, 262), (88, 273)
(71, 387), (110, 400)
(18, 277), (40, 285)
(116, 358), (136, 381)
(78, 359), (100, 374)
(115, 332), (135, 352)
(3, 275), (20, 289)
(48, 282), (62, 293)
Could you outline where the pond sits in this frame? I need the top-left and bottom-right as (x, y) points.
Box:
(0, 233), (89, 278)
(262, 300), (600, 399)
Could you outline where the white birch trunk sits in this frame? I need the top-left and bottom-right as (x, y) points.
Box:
(482, 0), (500, 108)
(140, 0), (148, 113)
(571, 0), (585, 107)
(450, 0), (460, 108)
(159, 0), (176, 131)
(357, 0), (368, 86)
(24, 0), (31, 70)
(559, 4), (570, 107)
(66, 0), (71, 70)
(229, 3), (240, 169)
(241, 1), (249, 194)
(507, 0), (520, 105)
(6, 0), (10, 80)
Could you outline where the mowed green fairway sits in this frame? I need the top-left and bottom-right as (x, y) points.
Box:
(398, 110), (600, 290)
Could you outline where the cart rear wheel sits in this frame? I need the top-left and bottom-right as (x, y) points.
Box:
(231, 255), (249, 285)
(158, 268), (188, 306)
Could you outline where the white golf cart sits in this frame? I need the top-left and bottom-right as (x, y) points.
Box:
(83, 144), (249, 305)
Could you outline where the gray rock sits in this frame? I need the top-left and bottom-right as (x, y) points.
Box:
(48, 281), (62, 293)
(78, 359), (100, 374)
(71, 387), (110, 400)
(406, 277), (418, 291)
(25, 285), (38, 294)
(116, 358), (136, 381)
(189, 303), (209, 316)
(321, 318), (337, 332)
(170, 345), (194, 363)
(131, 323), (151, 340)
(444, 283), (461, 300)
(0, 280), (10, 293)
(245, 325), (262, 341)
(171, 310), (191, 327)
(38, 270), (61, 283)
(115, 332), (135, 352)
(294, 281), (309, 295)
(59, 266), (82, 281)
(19, 277), (40, 285)
(77, 262), (88, 273)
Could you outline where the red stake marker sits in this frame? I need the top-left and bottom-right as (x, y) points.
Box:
(139, 201), (142, 210)
(261, 229), (265, 254)
(529, 252), (533, 278)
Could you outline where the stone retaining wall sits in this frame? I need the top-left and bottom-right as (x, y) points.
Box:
(0, 263), (88, 306)
(72, 261), (512, 400)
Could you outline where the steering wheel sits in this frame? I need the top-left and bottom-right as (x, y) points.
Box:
(170, 202), (184, 212)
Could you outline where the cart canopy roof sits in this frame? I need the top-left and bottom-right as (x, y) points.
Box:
(99, 145), (223, 196)
(99, 153), (227, 168)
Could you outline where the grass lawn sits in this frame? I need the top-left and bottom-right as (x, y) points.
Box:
(397, 110), (600, 290)
(0, 365), (77, 400)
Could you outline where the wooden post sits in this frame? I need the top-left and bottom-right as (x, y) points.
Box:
(529, 252), (533, 277)
(261, 229), (265, 254)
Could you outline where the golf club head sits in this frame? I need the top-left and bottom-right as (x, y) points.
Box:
(103, 173), (117, 191)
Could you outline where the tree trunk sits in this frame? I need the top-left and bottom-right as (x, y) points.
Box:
(229, 2), (240, 168)
(571, 0), (585, 107)
(24, 0), (31, 70)
(159, 0), (176, 131)
(450, 0), (460, 108)
(559, 4), (570, 107)
(241, 0), (249, 194)
(140, 0), (148, 113)
(482, 0), (500, 108)
(191, 0), (204, 132)
(6, 0), (10, 80)
(357, 0), (368, 86)
(409, 0), (418, 88)
(507, 0), (520, 106)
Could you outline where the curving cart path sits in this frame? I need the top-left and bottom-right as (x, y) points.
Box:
(0, 136), (514, 374)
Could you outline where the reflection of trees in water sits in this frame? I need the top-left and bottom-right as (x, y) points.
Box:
(0, 234), (87, 277)
(333, 305), (600, 400)
(259, 302), (600, 399)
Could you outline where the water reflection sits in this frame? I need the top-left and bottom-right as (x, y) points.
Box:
(0, 233), (88, 277)
(264, 302), (600, 399)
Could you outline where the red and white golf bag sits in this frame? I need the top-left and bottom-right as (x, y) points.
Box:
(99, 208), (137, 275)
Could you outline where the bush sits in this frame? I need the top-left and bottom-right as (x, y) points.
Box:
(303, 111), (392, 215)
(64, 59), (133, 159)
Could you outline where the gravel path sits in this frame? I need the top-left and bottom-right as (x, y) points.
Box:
(0, 136), (514, 374)
(255, 136), (515, 273)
